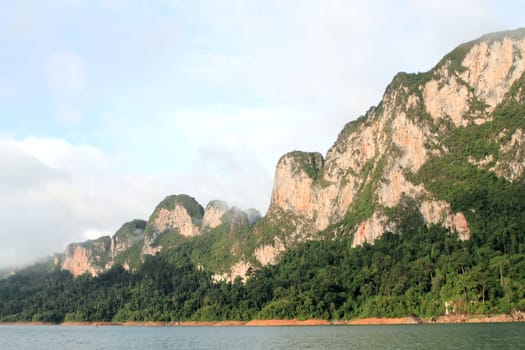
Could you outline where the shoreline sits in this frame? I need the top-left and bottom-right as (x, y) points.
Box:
(1, 314), (523, 327)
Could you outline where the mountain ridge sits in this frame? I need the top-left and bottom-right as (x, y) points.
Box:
(2, 28), (525, 324)
(51, 27), (525, 282)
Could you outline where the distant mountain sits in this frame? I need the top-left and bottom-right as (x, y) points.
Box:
(54, 194), (261, 280)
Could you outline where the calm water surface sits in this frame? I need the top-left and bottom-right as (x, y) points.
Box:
(1, 323), (524, 349)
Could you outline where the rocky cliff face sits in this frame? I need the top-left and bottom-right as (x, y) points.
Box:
(141, 194), (205, 256)
(58, 195), (261, 277)
(202, 200), (229, 230)
(111, 219), (147, 259)
(60, 236), (112, 277)
(57, 28), (525, 281)
(58, 220), (146, 277)
(266, 29), (525, 249)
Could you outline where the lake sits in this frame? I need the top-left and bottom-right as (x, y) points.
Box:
(1, 323), (524, 349)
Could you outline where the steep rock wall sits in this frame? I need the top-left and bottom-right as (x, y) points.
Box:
(57, 29), (525, 281)
(267, 31), (525, 248)
(60, 237), (111, 277)
(153, 206), (201, 237)
(141, 195), (204, 257)
(202, 200), (229, 230)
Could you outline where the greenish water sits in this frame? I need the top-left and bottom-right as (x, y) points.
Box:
(1, 323), (524, 349)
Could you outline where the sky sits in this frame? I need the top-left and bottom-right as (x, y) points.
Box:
(0, 0), (524, 269)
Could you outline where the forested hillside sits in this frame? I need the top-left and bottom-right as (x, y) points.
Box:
(1, 28), (525, 323)
(1, 204), (524, 322)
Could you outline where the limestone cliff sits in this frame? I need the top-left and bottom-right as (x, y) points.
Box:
(57, 28), (525, 281)
(139, 195), (260, 259)
(111, 219), (147, 259)
(202, 200), (229, 230)
(141, 194), (204, 256)
(60, 236), (112, 277)
(58, 195), (261, 277)
(265, 28), (525, 250)
(57, 220), (146, 277)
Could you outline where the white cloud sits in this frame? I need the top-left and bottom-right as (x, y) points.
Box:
(0, 136), (165, 268)
(0, 141), (66, 193)
(99, 105), (298, 209)
(11, 136), (105, 170)
(0, 133), (275, 269)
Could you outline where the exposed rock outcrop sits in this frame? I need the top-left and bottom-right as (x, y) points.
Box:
(494, 128), (525, 181)
(153, 207), (201, 237)
(227, 207), (249, 231)
(111, 219), (147, 260)
(254, 237), (286, 267)
(58, 220), (147, 277)
(420, 200), (470, 240)
(141, 194), (204, 256)
(266, 29), (525, 247)
(57, 28), (525, 281)
(352, 213), (388, 247)
(60, 236), (111, 277)
(202, 200), (229, 230)
(212, 260), (253, 283)
(59, 195), (259, 277)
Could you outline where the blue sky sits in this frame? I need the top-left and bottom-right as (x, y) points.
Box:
(1, 0), (524, 268)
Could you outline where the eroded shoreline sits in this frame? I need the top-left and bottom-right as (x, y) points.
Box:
(1, 314), (523, 327)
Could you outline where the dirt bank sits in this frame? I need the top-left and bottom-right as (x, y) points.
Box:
(345, 317), (421, 325)
(3, 314), (524, 327)
(434, 314), (516, 323)
(245, 319), (330, 326)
